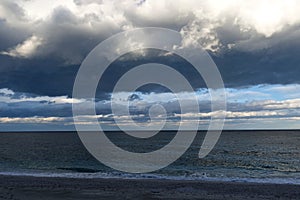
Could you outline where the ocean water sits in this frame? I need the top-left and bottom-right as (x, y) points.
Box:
(0, 131), (300, 184)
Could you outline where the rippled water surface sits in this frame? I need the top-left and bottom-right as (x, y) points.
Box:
(0, 131), (299, 184)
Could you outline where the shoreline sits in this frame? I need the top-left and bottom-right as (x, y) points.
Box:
(1, 175), (300, 199)
(1, 171), (300, 185)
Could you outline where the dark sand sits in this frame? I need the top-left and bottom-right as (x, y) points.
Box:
(0, 175), (300, 200)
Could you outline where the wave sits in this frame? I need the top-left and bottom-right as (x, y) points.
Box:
(56, 167), (101, 173)
(0, 171), (300, 185)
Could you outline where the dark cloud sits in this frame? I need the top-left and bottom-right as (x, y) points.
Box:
(0, 56), (78, 96)
(213, 33), (300, 87)
(0, 20), (30, 51)
(0, 101), (72, 118)
(1, 40), (300, 99)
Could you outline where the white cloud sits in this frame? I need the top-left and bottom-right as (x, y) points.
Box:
(0, 35), (43, 58)
(0, 88), (84, 104)
(247, 99), (300, 110)
(180, 17), (221, 52)
(0, 88), (14, 96)
(174, 109), (295, 120)
(235, 0), (300, 37)
(0, 116), (65, 123)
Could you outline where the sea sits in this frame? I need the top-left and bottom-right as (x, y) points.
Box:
(0, 130), (299, 185)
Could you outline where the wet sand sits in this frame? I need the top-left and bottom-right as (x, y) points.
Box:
(0, 175), (300, 200)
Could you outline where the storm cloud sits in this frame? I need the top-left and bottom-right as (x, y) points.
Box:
(0, 0), (300, 96)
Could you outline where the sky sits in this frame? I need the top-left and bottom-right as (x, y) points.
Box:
(1, 0), (300, 131)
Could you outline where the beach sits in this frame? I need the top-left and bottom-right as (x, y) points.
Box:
(1, 175), (300, 200)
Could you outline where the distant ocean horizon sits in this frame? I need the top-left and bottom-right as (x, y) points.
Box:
(0, 130), (300, 185)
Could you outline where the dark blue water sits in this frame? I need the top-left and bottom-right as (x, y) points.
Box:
(0, 131), (299, 184)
